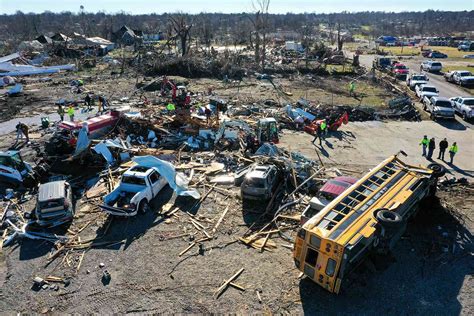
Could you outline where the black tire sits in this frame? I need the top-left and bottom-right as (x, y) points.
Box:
(428, 163), (446, 178)
(139, 200), (150, 214)
(376, 209), (402, 228)
(462, 112), (467, 121)
(430, 113), (435, 120)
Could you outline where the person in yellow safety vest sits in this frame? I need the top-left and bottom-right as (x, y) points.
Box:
(320, 119), (327, 136)
(420, 135), (429, 157)
(349, 81), (356, 96)
(67, 105), (75, 122)
(166, 103), (176, 112)
(449, 142), (458, 164)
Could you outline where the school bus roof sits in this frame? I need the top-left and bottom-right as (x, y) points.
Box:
(302, 155), (433, 244)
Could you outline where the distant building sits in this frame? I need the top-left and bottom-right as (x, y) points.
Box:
(113, 25), (143, 46)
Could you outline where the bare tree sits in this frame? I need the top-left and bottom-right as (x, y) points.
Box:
(198, 14), (213, 51)
(248, 0), (271, 71)
(169, 14), (193, 56)
(336, 22), (344, 51)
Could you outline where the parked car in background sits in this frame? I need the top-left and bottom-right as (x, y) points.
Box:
(241, 164), (280, 201)
(406, 73), (428, 90)
(420, 60), (442, 73)
(100, 165), (168, 216)
(300, 176), (358, 225)
(423, 96), (455, 120)
(416, 84), (439, 101)
(372, 56), (392, 71)
(34, 180), (74, 227)
(458, 42), (474, 52)
(450, 97), (474, 121)
(429, 51), (448, 58)
(391, 63), (409, 79)
(463, 54), (474, 59)
(447, 71), (474, 87)
(421, 49), (431, 58)
(453, 71), (474, 86)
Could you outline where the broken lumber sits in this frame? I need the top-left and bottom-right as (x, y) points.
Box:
(289, 167), (325, 196)
(214, 268), (245, 298)
(260, 233), (271, 253)
(212, 205), (230, 234)
(229, 282), (246, 291)
(76, 251), (86, 274)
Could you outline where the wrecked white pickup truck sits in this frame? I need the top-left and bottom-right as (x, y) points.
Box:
(99, 156), (200, 216)
(100, 165), (168, 216)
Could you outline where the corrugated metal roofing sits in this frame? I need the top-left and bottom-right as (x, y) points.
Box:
(320, 176), (358, 196)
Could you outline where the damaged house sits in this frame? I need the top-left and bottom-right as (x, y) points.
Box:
(113, 25), (143, 46)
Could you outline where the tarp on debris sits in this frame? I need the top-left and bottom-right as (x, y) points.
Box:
(0, 61), (75, 77)
(7, 84), (23, 95)
(133, 156), (200, 199)
(93, 138), (130, 164)
(74, 125), (91, 156)
(285, 105), (315, 121)
(255, 143), (280, 157)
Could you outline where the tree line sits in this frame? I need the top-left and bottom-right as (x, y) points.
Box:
(0, 9), (472, 48)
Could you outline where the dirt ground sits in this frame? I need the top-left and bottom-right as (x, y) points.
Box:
(1, 65), (394, 127)
(0, 127), (472, 314)
(0, 68), (473, 314)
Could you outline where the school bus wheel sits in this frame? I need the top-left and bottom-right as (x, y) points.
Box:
(375, 208), (402, 228)
(427, 163), (446, 178)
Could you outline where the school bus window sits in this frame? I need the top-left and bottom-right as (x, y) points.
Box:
(342, 197), (357, 208)
(335, 203), (347, 214)
(305, 247), (318, 266)
(297, 228), (306, 239)
(331, 211), (344, 222)
(326, 258), (337, 277)
(304, 265), (315, 279)
(310, 235), (321, 248)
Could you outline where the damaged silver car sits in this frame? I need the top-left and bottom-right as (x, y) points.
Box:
(34, 180), (74, 227)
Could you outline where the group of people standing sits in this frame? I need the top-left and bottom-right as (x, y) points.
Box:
(56, 94), (108, 122)
(420, 135), (458, 164)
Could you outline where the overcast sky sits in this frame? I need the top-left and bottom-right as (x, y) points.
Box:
(0, 0), (472, 14)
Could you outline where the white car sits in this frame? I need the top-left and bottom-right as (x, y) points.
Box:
(420, 60), (442, 73)
(450, 97), (474, 120)
(415, 84), (439, 101)
(406, 73), (428, 90)
(452, 71), (474, 86)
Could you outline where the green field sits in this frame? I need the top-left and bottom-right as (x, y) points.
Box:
(380, 46), (470, 59)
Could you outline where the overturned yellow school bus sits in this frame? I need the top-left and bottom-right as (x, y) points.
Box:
(293, 154), (444, 294)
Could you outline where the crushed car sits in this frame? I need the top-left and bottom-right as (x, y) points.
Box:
(34, 180), (74, 227)
(0, 150), (36, 188)
(241, 164), (281, 201)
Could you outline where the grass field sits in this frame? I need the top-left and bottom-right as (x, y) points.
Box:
(380, 46), (470, 59)
(442, 64), (474, 72)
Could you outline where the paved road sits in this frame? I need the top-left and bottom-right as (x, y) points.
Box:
(281, 121), (474, 179)
(358, 54), (474, 129)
